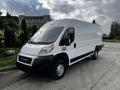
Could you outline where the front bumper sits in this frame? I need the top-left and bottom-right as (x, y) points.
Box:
(16, 55), (54, 73)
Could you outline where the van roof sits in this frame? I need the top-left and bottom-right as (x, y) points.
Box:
(47, 19), (100, 28)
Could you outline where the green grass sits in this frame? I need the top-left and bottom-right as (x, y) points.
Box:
(0, 48), (20, 68)
(103, 39), (120, 43)
(0, 55), (16, 67)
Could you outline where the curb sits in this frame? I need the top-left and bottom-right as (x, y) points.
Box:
(0, 65), (17, 72)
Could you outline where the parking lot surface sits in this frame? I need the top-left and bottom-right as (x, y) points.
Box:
(1, 42), (120, 90)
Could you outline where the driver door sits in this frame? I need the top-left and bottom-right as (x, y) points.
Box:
(59, 27), (76, 64)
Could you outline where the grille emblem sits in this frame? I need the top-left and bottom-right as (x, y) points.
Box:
(21, 58), (28, 61)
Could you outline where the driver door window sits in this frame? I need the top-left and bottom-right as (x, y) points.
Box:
(60, 27), (75, 46)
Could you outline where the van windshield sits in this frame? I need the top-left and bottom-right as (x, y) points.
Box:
(29, 27), (64, 44)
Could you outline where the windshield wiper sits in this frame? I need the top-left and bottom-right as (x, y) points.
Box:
(36, 42), (50, 44)
(28, 41), (50, 45)
(28, 41), (38, 44)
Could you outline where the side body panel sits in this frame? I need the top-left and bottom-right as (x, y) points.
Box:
(60, 21), (102, 66)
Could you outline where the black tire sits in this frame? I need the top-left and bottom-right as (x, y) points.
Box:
(51, 60), (66, 80)
(92, 50), (99, 60)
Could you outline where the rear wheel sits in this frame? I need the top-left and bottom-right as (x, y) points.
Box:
(92, 50), (98, 60)
(51, 60), (66, 80)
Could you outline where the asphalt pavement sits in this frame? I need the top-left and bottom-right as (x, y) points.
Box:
(0, 42), (120, 90)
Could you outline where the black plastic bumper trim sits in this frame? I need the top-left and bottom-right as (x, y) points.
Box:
(16, 55), (54, 73)
(70, 51), (94, 63)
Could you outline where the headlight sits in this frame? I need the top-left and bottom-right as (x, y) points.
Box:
(39, 44), (54, 55)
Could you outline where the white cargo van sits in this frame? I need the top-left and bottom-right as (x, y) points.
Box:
(16, 19), (103, 79)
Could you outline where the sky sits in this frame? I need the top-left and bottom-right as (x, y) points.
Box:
(0, 0), (120, 34)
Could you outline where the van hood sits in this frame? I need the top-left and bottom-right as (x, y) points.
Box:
(20, 43), (47, 56)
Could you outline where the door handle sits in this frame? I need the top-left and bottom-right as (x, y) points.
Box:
(74, 43), (76, 48)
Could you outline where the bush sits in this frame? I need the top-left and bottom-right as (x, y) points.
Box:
(4, 29), (16, 47)
(102, 36), (113, 40)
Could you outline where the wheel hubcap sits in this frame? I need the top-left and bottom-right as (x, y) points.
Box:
(56, 64), (65, 76)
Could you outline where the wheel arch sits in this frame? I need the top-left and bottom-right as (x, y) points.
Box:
(54, 52), (69, 67)
(95, 45), (103, 52)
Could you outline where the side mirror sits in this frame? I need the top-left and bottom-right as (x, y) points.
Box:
(60, 36), (71, 46)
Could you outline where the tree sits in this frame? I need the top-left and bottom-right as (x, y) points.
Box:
(6, 12), (12, 19)
(109, 21), (120, 39)
(0, 11), (2, 15)
(4, 27), (16, 47)
(28, 25), (37, 37)
(19, 19), (28, 46)
(3, 13), (18, 47)
(31, 25), (37, 36)
(0, 11), (3, 48)
(93, 19), (96, 24)
(0, 12), (18, 47)
(0, 12), (4, 29)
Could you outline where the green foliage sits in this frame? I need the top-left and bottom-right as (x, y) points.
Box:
(21, 19), (27, 31)
(19, 19), (28, 46)
(0, 55), (16, 67)
(28, 25), (38, 37)
(0, 47), (20, 54)
(109, 22), (120, 39)
(3, 13), (18, 47)
(3, 19), (18, 29)
(0, 47), (20, 67)
(0, 11), (2, 15)
(0, 12), (4, 30)
(6, 12), (12, 19)
(4, 29), (16, 47)
(103, 39), (120, 43)
(0, 12), (19, 47)
(31, 25), (37, 36)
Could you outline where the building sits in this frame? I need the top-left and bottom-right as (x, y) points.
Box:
(0, 15), (52, 29)
(19, 15), (51, 28)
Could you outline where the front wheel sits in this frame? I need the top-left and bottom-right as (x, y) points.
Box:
(51, 60), (66, 80)
(92, 50), (98, 60)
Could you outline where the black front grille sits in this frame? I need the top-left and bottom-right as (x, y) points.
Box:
(18, 55), (32, 64)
